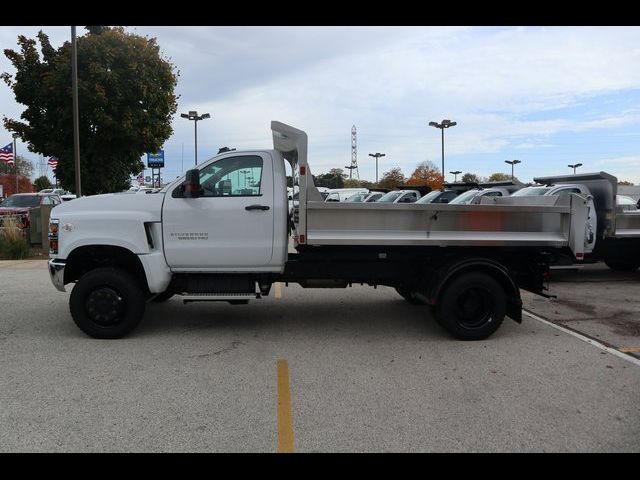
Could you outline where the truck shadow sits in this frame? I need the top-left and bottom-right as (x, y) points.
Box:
(136, 288), (521, 342)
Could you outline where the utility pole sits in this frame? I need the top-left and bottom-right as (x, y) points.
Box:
(428, 119), (457, 190)
(345, 125), (359, 180)
(71, 26), (82, 197)
(368, 152), (386, 184)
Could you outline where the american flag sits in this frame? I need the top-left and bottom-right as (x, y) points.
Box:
(47, 157), (58, 168)
(0, 143), (14, 165)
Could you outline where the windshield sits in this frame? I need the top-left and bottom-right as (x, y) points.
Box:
(1, 195), (40, 208)
(449, 189), (480, 205)
(416, 190), (444, 204)
(511, 186), (551, 197)
(377, 191), (403, 203)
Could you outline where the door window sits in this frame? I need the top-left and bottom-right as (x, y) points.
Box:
(198, 155), (263, 197)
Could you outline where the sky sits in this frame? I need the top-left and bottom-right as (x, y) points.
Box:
(1, 25), (640, 185)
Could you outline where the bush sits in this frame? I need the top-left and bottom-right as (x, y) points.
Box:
(0, 218), (31, 259)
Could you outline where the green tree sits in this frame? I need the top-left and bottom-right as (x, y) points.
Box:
(314, 170), (345, 189)
(461, 172), (481, 183)
(0, 154), (33, 177)
(377, 167), (406, 190)
(2, 27), (178, 195)
(33, 175), (52, 191)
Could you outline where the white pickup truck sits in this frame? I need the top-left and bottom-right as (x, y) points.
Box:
(48, 121), (595, 340)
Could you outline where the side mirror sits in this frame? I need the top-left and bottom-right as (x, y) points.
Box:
(183, 169), (202, 198)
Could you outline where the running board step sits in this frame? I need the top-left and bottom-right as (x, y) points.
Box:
(181, 282), (262, 303)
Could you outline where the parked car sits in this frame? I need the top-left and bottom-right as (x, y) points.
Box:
(0, 193), (62, 229)
(376, 189), (422, 204)
(324, 188), (369, 202)
(616, 195), (638, 212)
(39, 188), (67, 195)
(448, 187), (512, 205)
(344, 191), (386, 203)
(415, 189), (461, 204)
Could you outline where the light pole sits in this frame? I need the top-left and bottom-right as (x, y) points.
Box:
(12, 133), (18, 194)
(368, 153), (386, 184)
(568, 163), (583, 174)
(504, 159), (521, 180)
(181, 111), (211, 165)
(450, 170), (462, 183)
(429, 119), (457, 190)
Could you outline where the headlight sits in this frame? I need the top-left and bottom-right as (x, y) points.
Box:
(49, 219), (59, 255)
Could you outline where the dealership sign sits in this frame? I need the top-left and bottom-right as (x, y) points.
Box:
(147, 150), (165, 168)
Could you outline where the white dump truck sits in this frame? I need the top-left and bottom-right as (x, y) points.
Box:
(48, 122), (595, 340)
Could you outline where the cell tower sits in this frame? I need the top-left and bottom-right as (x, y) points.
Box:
(344, 125), (359, 180)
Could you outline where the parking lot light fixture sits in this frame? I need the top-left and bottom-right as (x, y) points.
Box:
(504, 159), (521, 179)
(568, 163), (583, 174)
(181, 111), (211, 165)
(368, 153), (386, 183)
(429, 119), (457, 190)
(450, 170), (462, 183)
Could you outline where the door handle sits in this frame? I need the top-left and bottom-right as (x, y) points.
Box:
(245, 205), (270, 211)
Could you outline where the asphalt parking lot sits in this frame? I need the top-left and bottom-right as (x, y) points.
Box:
(1, 260), (639, 452)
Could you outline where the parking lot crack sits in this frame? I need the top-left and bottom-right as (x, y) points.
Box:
(189, 341), (246, 359)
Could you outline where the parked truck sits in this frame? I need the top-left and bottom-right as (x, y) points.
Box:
(48, 122), (595, 340)
(530, 172), (640, 271)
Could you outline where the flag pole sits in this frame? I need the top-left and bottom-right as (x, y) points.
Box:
(12, 134), (18, 194)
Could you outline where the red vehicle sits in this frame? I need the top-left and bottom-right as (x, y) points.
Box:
(0, 193), (62, 229)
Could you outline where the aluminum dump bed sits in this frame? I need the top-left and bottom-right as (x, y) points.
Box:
(272, 121), (591, 258)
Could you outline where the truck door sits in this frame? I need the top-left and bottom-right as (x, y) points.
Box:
(162, 153), (275, 270)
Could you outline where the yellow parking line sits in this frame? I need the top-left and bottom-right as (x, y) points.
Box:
(277, 359), (295, 453)
(619, 347), (640, 353)
(274, 282), (283, 299)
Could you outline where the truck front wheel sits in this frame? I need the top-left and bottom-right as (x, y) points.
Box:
(435, 272), (506, 340)
(70, 267), (146, 339)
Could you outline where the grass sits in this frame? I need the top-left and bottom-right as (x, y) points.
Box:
(0, 217), (31, 260)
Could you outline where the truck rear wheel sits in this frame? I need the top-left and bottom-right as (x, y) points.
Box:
(603, 257), (640, 272)
(436, 272), (506, 340)
(395, 287), (428, 305)
(70, 267), (146, 339)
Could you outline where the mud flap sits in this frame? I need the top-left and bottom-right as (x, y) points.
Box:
(506, 296), (523, 324)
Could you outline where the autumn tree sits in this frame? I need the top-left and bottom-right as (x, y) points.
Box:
(406, 161), (443, 190)
(377, 167), (406, 190)
(2, 27), (178, 195)
(487, 172), (520, 183)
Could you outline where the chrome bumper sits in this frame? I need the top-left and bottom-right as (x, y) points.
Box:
(48, 259), (66, 292)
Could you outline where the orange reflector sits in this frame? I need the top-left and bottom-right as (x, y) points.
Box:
(300, 166), (306, 175)
(576, 253), (584, 259)
(299, 234), (305, 243)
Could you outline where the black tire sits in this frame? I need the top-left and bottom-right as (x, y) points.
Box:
(151, 290), (175, 302)
(603, 257), (640, 272)
(395, 287), (428, 305)
(435, 272), (506, 340)
(69, 267), (146, 339)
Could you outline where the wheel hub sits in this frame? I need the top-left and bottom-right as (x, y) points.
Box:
(85, 287), (125, 326)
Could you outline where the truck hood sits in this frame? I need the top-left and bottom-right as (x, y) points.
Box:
(51, 191), (165, 222)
